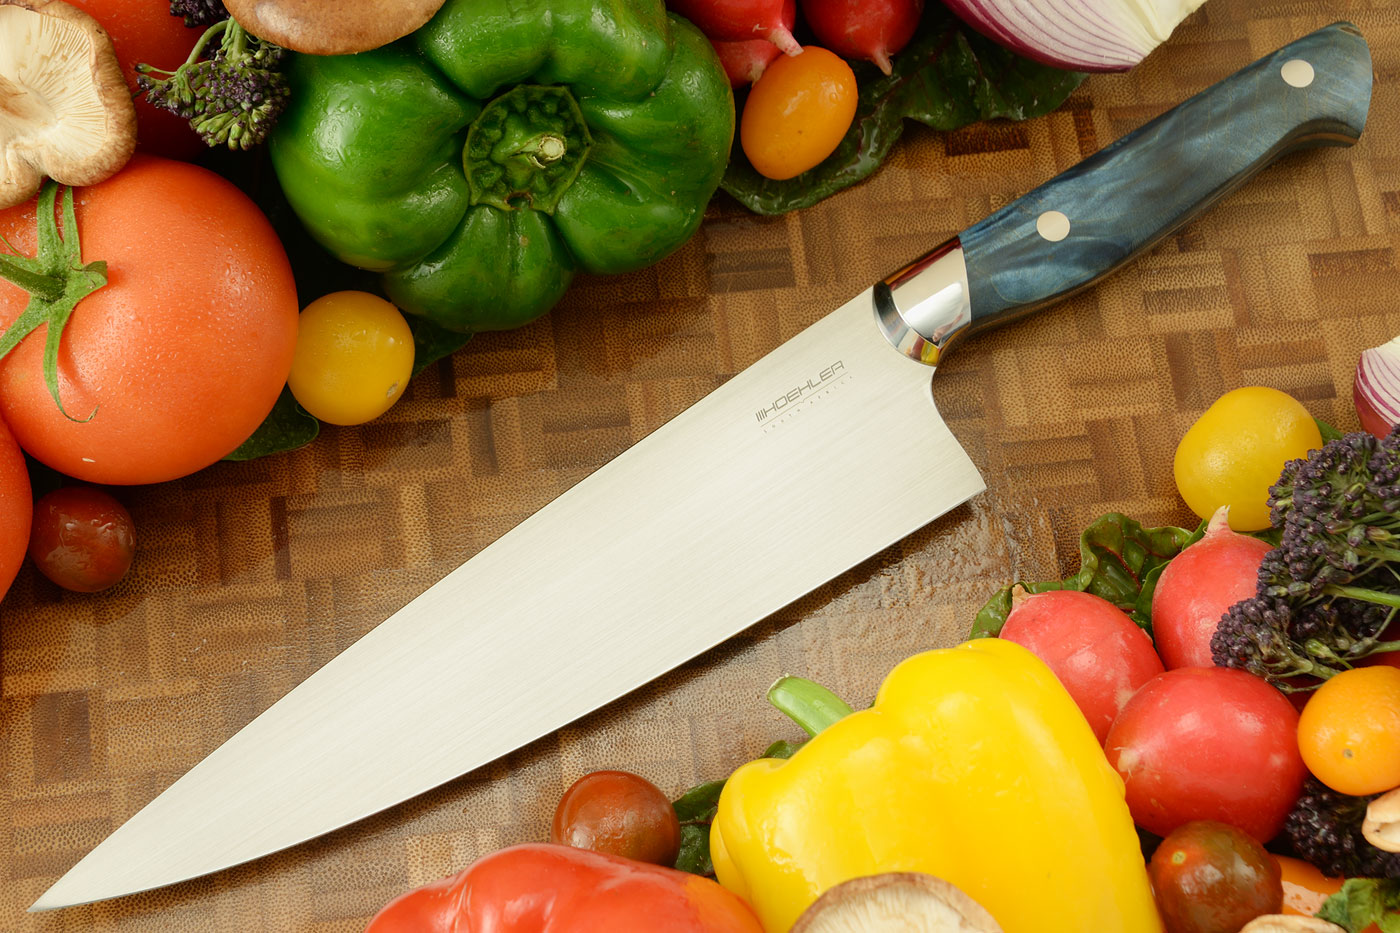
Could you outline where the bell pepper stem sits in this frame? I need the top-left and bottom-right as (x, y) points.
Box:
(767, 676), (854, 737)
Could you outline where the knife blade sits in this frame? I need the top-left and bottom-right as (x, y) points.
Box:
(32, 21), (1372, 911)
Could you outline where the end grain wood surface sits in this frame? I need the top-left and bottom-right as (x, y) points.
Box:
(5, 0), (1398, 927)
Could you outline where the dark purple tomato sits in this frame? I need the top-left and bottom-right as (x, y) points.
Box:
(1149, 820), (1283, 933)
(28, 486), (136, 592)
(550, 770), (681, 867)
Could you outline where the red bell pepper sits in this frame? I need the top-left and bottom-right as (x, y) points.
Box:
(365, 843), (764, 932)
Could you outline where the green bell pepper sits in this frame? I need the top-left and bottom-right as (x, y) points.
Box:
(268, 0), (734, 333)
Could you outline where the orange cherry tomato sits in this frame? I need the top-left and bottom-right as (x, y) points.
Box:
(740, 46), (857, 181)
(1298, 666), (1400, 797)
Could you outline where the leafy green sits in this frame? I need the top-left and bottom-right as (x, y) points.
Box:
(720, 8), (1085, 215)
(672, 738), (804, 876)
(1318, 418), (1346, 444)
(1318, 878), (1400, 932)
(971, 513), (1198, 639)
(408, 314), (471, 378)
(223, 386), (319, 461)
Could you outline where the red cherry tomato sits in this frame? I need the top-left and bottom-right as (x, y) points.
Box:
(65, 0), (206, 159)
(1149, 821), (1282, 933)
(0, 414), (32, 604)
(1104, 667), (1306, 842)
(551, 770), (682, 866)
(28, 486), (136, 593)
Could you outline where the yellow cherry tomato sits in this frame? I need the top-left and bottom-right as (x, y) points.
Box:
(288, 291), (415, 426)
(740, 46), (857, 181)
(1173, 386), (1322, 530)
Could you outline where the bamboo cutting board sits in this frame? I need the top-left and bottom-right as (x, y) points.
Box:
(5, 0), (1400, 927)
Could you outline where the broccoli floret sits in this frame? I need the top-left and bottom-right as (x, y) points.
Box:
(1210, 430), (1400, 688)
(1282, 777), (1400, 878)
(169, 0), (227, 28)
(135, 18), (289, 150)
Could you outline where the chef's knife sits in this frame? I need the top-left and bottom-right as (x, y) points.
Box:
(33, 22), (1371, 911)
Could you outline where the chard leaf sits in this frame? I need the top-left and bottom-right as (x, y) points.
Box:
(971, 513), (1196, 638)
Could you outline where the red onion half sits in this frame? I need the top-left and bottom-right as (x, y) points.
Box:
(1355, 337), (1400, 439)
(944, 0), (1207, 71)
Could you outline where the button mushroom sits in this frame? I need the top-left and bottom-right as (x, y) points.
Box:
(0, 0), (135, 208)
(791, 873), (1004, 933)
(223, 0), (447, 56)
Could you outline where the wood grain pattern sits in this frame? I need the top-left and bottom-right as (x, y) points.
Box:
(4, 0), (1399, 927)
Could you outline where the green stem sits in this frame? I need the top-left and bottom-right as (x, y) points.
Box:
(219, 18), (247, 61)
(0, 253), (62, 302)
(767, 676), (854, 737)
(0, 182), (107, 422)
(1321, 584), (1400, 608)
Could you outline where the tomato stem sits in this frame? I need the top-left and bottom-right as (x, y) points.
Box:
(767, 676), (854, 737)
(0, 181), (108, 422)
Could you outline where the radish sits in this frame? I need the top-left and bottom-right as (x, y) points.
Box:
(713, 37), (784, 87)
(999, 588), (1164, 744)
(666, 0), (801, 55)
(1151, 507), (1273, 670)
(800, 0), (923, 75)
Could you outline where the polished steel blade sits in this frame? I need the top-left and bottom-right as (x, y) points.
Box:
(33, 289), (982, 910)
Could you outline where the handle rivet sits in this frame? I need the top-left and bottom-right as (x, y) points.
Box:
(1281, 59), (1315, 88)
(1036, 210), (1071, 242)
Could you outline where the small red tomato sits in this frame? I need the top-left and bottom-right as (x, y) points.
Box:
(551, 770), (681, 866)
(28, 486), (136, 592)
(999, 589), (1164, 744)
(1104, 667), (1305, 842)
(1150, 821), (1282, 933)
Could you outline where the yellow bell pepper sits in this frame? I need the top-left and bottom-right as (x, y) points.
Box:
(709, 638), (1163, 933)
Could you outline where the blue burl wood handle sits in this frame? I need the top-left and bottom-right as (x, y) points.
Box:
(959, 22), (1371, 332)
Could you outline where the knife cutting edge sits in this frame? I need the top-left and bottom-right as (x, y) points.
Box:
(31, 21), (1372, 911)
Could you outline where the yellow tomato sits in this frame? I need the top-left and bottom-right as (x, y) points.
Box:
(288, 291), (415, 426)
(740, 46), (857, 181)
(1173, 386), (1322, 531)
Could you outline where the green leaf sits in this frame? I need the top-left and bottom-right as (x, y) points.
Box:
(1318, 879), (1400, 933)
(970, 513), (1196, 639)
(1318, 418), (1346, 443)
(761, 738), (805, 760)
(408, 314), (471, 378)
(720, 8), (1085, 215)
(223, 386), (319, 461)
(672, 779), (725, 876)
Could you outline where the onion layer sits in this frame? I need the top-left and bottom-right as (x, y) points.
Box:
(943, 0), (1207, 72)
(1355, 336), (1400, 439)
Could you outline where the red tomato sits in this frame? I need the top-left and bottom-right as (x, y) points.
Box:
(28, 486), (135, 593)
(65, 0), (205, 159)
(0, 414), (32, 604)
(1104, 667), (1306, 842)
(999, 589), (1164, 743)
(0, 157), (299, 485)
(552, 770), (682, 866)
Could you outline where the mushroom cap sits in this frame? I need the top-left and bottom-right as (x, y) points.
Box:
(791, 873), (1004, 933)
(224, 0), (447, 56)
(0, 0), (136, 208)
